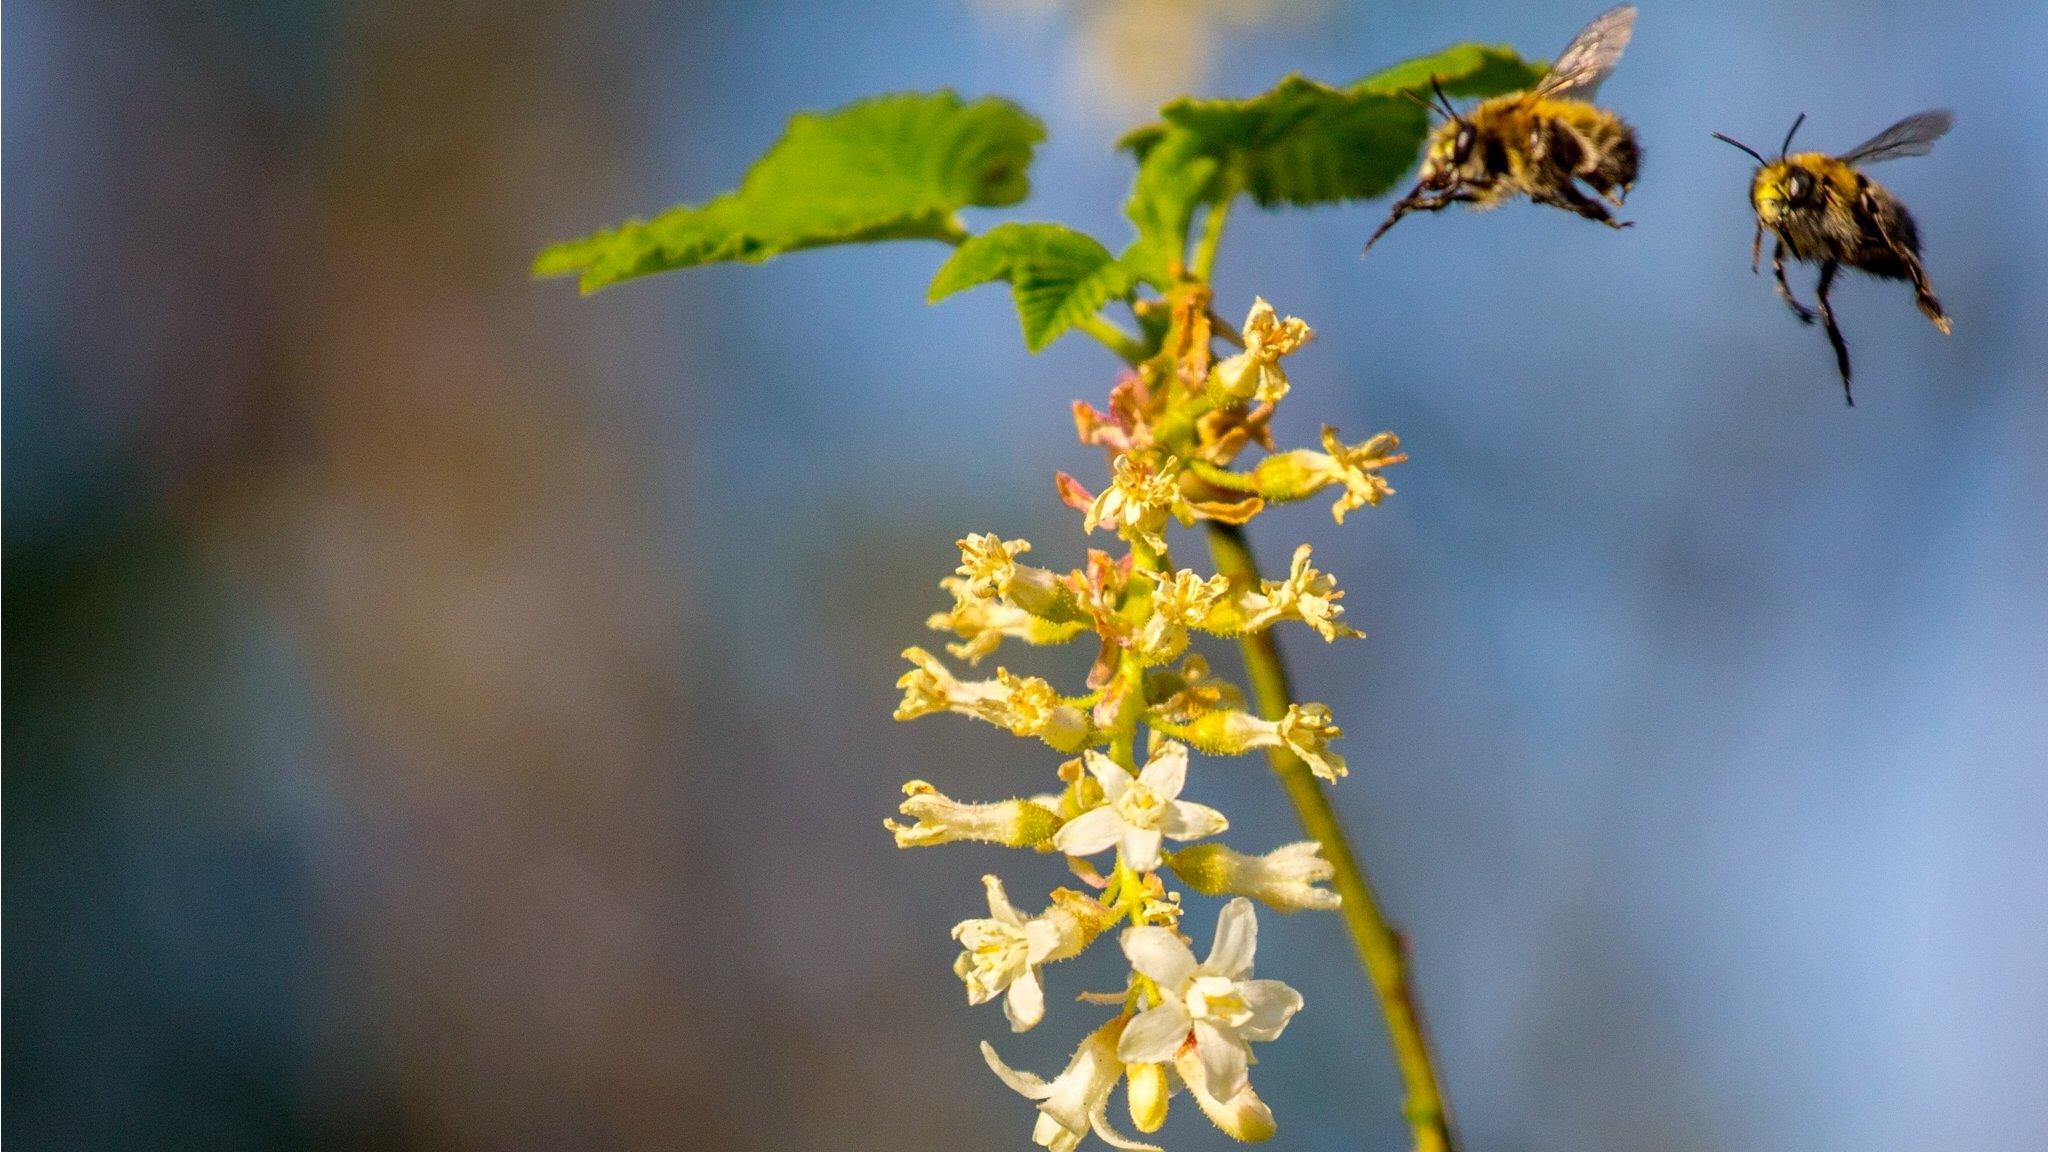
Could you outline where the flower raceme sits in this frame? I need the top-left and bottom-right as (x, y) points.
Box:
(887, 292), (1404, 1147)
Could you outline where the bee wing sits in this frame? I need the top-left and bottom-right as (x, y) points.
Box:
(1533, 5), (1636, 101)
(1838, 109), (1953, 165)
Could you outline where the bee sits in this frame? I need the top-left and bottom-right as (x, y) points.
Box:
(1713, 110), (1953, 405)
(1364, 5), (1642, 252)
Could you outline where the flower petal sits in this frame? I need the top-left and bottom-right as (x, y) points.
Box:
(983, 874), (1024, 925)
(1136, 741), (1188, 802)
(1024, 917), (1063, 965)
(1203, 898), (1258, 979)
(1091, 1106), (1164, 1152)
(981, 1041), (1053, 1099)
(1004, 967), (1046, 1032)
(1161, 800), (1228, 841)
(1191, 1021), (1250, 1102)
(1120, 826), (1165, 873)
(1174, 1047), (1276, 1143)
(1054, 807), (1125, 858)
(1235, 979), (1303, 1042)
(1082, 749), (1130, 800)
(1034, 1113), (1084, 1152)
(1117, 1001), (1193, 1065)
(1121, 926), (1197, 989)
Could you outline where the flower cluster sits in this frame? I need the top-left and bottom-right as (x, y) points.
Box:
(889, 295), (1404, 1148)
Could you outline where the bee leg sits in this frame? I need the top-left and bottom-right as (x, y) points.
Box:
(1815, 260), (1854, 406)
(1862, 188), (1952, 334)
(1749, 222), (1764, 275)
(1539, 182), (1632, 230)
(1771, 241), (1816, 326)
(1362, 184), (1429, 254)
(1362, 186), (1479, 253)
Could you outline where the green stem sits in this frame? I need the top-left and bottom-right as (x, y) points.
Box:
(1078, 313), (1149, 366)
(1189, 184), (1236, 283)
(1205, 520), (1461, 1152)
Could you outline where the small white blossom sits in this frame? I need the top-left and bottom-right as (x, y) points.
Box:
(1166, 841), (1340, 913)
(1197, 703), (1349, 782)
(886, 781), (1061, 849)
(894, 648), (1093, 750)
(928, 578), (1040, 664)
(955, 534), (1074, 619)
(983, 1018), (1161, 1152)
(1136, 568), (1230, 661)
(954, 875), (1063, 1031)
(1053, 742), (1227, 872)
(956, 533), (1032, 598)
(1085, 456), (1192, 554)
(1117, 899), (1303, 1103)
(1212, 298), (1314, 405)
(1313, 427), (1405, 524)
(1239, 544), (1361, 642)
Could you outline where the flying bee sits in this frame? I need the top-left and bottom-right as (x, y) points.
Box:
(1713, 110), (1953, 405)
(1364, 4), (1642, 252)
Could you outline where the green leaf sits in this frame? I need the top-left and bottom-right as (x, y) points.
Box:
(1351, 42), (1547, 100)
(929, 223), (1138, 352)
(535, 91), (1045, 292)
(1116, 44), (1544, 209)
(1121, 129), (1222, 286)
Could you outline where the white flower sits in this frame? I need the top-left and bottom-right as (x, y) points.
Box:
(1166, 841), (1340, 913)
(894, 648), (1094, 751)
(1239, 544), (1361, 642)
(954, 875), (1063, 1031)
(956, 533), (1032, 598)
(1053, 742), (1227, 872)
(885, 781), (1061, 849)
(1212, 298), (1314, 405)
(1313, 426), (1404, 524)
(983, 1018), (1161, 1152)
(1085, 456), (1192, 554)
(955, 534), (1076, 619)
(1116, 899), (1303, 1103)
(1195, 703), (1349, 782)
(1272, 703), (1347, 781)
(1137, 568), (1230, 662)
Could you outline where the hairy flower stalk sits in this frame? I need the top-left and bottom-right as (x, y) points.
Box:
(889, 280), (1451, 1150)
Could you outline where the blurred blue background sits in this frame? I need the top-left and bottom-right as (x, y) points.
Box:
(7, 1), (2046, 1150)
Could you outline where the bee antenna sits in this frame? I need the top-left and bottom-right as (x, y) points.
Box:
(1779, 112), (1806, 160)
(1428, 76), (1463, 124)
(1399, 88), (1440, 118)
(1711, 132), (1768, 165)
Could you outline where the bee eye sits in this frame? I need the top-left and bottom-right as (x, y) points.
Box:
(1453, 127), (1474, 162)
(1786, 171), (1813, 203)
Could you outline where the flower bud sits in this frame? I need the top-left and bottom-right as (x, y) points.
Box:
(1126, 1062), (1169, 1133)
(886, 781), (1062, 848)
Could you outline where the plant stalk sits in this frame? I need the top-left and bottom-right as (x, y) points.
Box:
(1205, 520), (1461, 1152)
